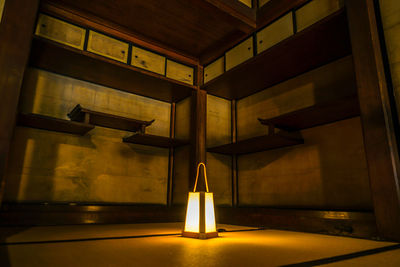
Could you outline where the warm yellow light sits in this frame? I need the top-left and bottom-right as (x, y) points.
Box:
(205, 192), (216, 233)
(184, 192), (200, 233)
(182, 163), (218, 239)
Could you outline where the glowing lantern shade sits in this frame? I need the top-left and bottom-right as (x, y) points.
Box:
(182, 162), (218, 239)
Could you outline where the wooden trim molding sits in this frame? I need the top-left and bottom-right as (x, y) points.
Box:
(0, 204), (377, 240)
(0, 204), (185, 226)
(217, 207), (377, 239)
(256, 0), (308, 30)
(204, 0), (256, 31)
(346, 0), (400, 241)
(0, 0), (40, 206)
(40, 0), (199, 67)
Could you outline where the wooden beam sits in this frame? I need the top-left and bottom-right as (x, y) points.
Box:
(40, 0), (199, 67)
(200, 0), (309, 66)
(0, 204), (184, 226)
(346, 0), (400, 241)
(0, 0), (39, 205)
(217, 207), (377, 239)
(204, 0), (256, 31)
(256, 0), (308, 30)
(190, 89), (207, 191)
(231, 100), (238, 207)
(167, 103), (176, 206)
(200, 30), (246, 66)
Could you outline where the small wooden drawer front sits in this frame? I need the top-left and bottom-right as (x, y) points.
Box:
(131, 46), (166, 75)
(225, 37), (253, 71)
(257, 13), (294, 54)
(166, 60), (194, 85)
(259, 0), (271, 8)
(296, 0), (344, 32)
(87, 31), (129, 63)
(35, 14), (86, 50)
(204, 57), (224, 83)
(238, 0), (252, 8)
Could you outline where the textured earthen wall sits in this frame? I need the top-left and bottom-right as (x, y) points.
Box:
(236, 57), (372, 209)
(5, 68), (171, 204)
(206, 95), (232, 206)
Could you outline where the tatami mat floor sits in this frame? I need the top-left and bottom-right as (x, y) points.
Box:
(0, 223), (399, 266)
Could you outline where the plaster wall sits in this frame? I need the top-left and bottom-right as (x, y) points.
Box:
(5, 68), (171, 204)
(236, 57), (372, 209)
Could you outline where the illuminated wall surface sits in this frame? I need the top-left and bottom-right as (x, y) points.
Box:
(236, 57), (372, 209)
(4, 68), (175, 204)
(206, 95), (232, 206)
(379, 0), (400, 118)
(0, 0), (5, 23)
(207, 56), (372, 209)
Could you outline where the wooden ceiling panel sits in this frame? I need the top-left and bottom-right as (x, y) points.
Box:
(46, 0), (254, 57)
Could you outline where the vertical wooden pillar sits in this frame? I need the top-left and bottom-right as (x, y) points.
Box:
(231, 100), (238, 207)
(190, 90), (207, 191)
(190, 63), (207, 192)
(346, 0), (400, 240)
(0, 0), (39, 205)
(167, 103), (176, 206)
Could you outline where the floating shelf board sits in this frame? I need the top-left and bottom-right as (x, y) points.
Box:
(123, 133), (188, 148)
(29, 37), (195, 103)
(18, 113), (94, 135)
(207, 134), (303, 155)
(258, 95), (360, 131)
(202, 9), (352, 100)
(68, 104), (154, 132)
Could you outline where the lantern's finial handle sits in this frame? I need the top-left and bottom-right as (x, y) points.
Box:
(193, 162), (209, 193)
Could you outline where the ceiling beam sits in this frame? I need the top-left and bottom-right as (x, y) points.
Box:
(204, 0), (256, 32)
(257, 0), (308, 30)
(200, 0), (309, 66)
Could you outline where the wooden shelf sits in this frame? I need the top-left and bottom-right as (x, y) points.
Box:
(207, 134), (303, 155)
(17, 113), (94, 135)
(202, 9), (352, 100)
(68, 104), (154, 133)
(258, 95), (360, 131)
(29, 37), (195, 103)
(123, 133), (188, 148)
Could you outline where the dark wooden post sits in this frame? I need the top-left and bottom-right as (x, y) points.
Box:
(0, 0), (40, 205)
(167, 103), (176, 206)
(346, 0), (400, 240)
(231, 99), (238, 207)
(190, 64), (207, 192)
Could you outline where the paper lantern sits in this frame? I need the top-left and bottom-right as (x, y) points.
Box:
(182, 162), (218, 239)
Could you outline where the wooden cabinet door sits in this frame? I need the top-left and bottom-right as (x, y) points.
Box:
(225, 37), (253, 71)
(166, 60), (194, 85)
(87, 30), (129, 63)
(296, 0), (344, 32)
(35, 14), (86, 50)
(131, 46), (166, 75)
(204, 57), (224, 83)
(257, 13), (294, 54)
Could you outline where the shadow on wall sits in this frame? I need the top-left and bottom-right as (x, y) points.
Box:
(4, 70), (171, 205)
(236, 57), (372, 210)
